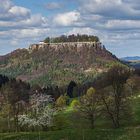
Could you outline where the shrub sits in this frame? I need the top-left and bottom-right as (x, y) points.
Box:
(55, 95), (68, 109)
(70, 99), (80, 109)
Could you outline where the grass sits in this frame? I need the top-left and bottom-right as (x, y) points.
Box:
(132, 96), (140, 126)
(1, 128), (140, 140)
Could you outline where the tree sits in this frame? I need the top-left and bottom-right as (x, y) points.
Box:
(0, 74), (9, 88)
(55, 95), (68, 110)
(101, 65), (131, 128)
(0, 103), (11, 132)
(70, 99), (80, 109)
(0, 79), (30, 131)
(18, 93), (55, 131)
(76, 87), (102, 128)
(67, 81), (77, 98)
(44, 37), (50, 43)
(127, 75), (140, 95)
(43, 34), (100, 43)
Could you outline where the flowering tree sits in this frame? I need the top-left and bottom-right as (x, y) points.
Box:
(18, 93), (55, 130)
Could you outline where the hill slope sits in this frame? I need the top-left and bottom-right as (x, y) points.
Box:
(0, 42), (121, 86)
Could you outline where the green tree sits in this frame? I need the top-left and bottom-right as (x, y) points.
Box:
(0, 103), (11, 132)
(76, 87), (102, 128)
(70, 99), (80, 109)
(55, 95), (68, 109)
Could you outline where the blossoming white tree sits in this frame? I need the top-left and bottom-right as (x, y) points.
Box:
(18, 93), (55, 130)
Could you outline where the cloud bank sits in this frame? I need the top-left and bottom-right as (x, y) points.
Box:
(0, 0), (140, 57)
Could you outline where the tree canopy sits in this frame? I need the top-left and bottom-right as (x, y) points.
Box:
(44, 34), (99, 43)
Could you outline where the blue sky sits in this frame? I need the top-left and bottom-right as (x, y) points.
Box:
(0, 0), (140, 57)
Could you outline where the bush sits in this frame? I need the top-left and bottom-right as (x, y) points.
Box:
(55, 95), (68, 109)
(70, 99), (80, 109)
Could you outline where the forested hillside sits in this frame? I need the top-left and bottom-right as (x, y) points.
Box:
(0, 35), (121, 87)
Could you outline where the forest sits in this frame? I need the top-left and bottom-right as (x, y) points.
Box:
(0, 65), (140, 140)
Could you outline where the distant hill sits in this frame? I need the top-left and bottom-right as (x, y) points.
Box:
(0, 35), (122, 87)
(120, 56), (140, 69)
(125, 61), (140, 69)
(121, 56), (140, 61)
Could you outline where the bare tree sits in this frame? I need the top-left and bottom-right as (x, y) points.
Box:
(101, 65), (131, 128)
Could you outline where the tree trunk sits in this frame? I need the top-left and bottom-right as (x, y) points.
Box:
(7, 114), (10, 132)
(91, 116), (95, 129)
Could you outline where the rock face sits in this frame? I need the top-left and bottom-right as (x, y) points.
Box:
(28, 42), (117, 64)
(0, 42), (120, 86)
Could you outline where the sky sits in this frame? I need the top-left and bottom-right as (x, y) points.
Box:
(0, 0), (140, 57)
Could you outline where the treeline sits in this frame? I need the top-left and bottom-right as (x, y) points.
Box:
(44, 34), (99, 43)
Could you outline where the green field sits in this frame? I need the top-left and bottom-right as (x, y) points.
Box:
(0, 128), (140, 140)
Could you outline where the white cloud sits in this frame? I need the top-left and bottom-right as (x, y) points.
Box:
(71, 0), (140, 33)
(104, 20), (140, 30)
(67, 27), (98, 35)
(0, 0), (12, 13)
(0, 0), (48, 28)
(9, 6), (30, 19)
(53, 11), (81, 26)
(0, 0), (50, 55)
(45, 2), (62, 10)
(16, 28), (50, 39)
(0, 0), (31, 21)
(78, 0), (140, 20)
(0, 15), (48, 31)
(0, 28), (50, 40)
(0, 0), (48, 38)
